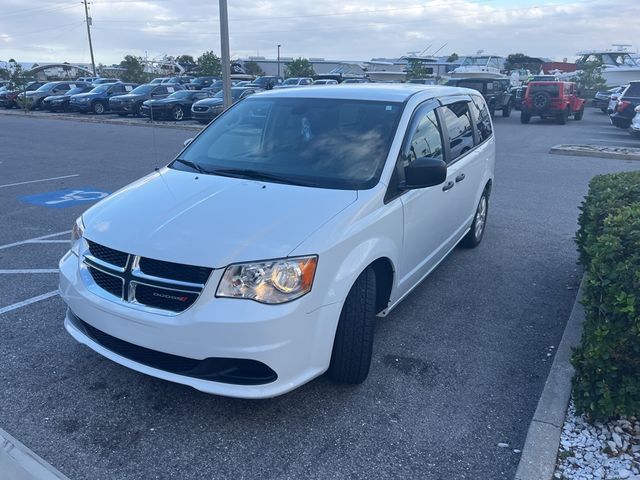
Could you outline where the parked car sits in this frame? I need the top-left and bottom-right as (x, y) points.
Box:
(341, 78), (370, 83)
(630, 106), (640, 138)
(510, 85), (527, 110)
(246, 75), (284, 90)
(202, 79), (242, 94)
(92, 78), (120, 86)
(593, 86), (626, 113)
(76, 76), (100, 83)
(0, 81), (47, 109)
(187, 77), (219, 90)
(313, 79), (339, 85)
(273, 77), (313, 89)
(42, 84), (94, 112)
(69, 82), (138, 114)
(407, 78), (436, 85)
(520, 81), (585, 124)
(18, 81), (87, 110)
(60, 84), (495, 398)
(610, 81), (640, 129)
(191, 86), (262, 123)
(109, 84), (184, 117)
(162, 76), (194, 86)
(446, 78), (513, 117)
(141, 90), (213, 121)
(529, 75), (558, 82)
(150, 78), (169, 85)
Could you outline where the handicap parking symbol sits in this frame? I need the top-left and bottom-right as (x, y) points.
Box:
(20, 186), (111, 209)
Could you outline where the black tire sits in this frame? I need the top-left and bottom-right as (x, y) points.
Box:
(533, 91), (551, 110)
(520, 111), (531, 124)
(460, 190), (489, 249)
(600, 107), (608, 113)
(328, 267), (377, 384)
(502, 101), (512, 118)
(171, 105), (184, 121)
(489, 102), (496, 118)
(557, 107), (569, 125)
(92, 101), (105, 115)
(574, 106), (584, 121)
(133, 103), (142, 117)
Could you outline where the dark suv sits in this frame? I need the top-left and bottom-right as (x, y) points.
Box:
(109, 84), (184, 117)
(446, 78), (513, 117)
(69, 82), (138, 114)
(0, 81), (47, 109)
(610, 81), (640, 129)
(520, 81), (585, 125)
(246, 76), (284, 90)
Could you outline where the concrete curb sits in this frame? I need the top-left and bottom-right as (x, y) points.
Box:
(0, 109), (203, 132)
(515, 276), (586, 480)
(550, 144), (640, 161)
(0, 428), (69, 480)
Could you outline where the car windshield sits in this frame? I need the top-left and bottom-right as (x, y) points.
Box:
(65, 87), (87, 95)
(213, 88), (246, 99)
(283, 79), (299, 85)
(35, 82), (56, 92)
(130, 85), (154, 95)
(90, 85), (110, 93)
(529, 84), (560, 96)
(167, 91), (193, 99)
(174, 97), (403, 189)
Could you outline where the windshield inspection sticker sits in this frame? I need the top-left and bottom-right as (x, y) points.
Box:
(20, 187), (110, 209)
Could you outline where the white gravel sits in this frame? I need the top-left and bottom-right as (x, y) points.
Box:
(555, 400), (640, 480)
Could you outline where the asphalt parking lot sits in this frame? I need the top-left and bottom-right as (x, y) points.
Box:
(0, 107), (639, 480)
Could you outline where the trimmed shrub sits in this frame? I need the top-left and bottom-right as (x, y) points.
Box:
(572, 171), (640, 420)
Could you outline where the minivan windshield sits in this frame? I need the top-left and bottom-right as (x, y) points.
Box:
(173, 97), (403, 189)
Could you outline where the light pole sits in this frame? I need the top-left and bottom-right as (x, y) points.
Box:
(219, 0), (232, 109)
(277, 44), (281, 77)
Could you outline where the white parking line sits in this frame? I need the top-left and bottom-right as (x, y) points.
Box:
(0, 174), (80, 189)
(29, 240), (69, 244)
(0, 231), (71, 251)
(0, 290), (59, 316)
(0, 269), (59, 274)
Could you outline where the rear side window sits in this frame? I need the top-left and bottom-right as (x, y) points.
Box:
(438, 102), (474, 162)
(625, 83), (640, 97)
(402, 106), (443, 166)
(468, 96), (493, 143)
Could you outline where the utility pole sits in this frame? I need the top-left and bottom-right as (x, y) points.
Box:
(219, 0), (232, 109)
(83, 0), (96, 76)
(277, 44), (281, 77)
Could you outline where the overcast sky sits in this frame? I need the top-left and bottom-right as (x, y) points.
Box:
(0, 0), (637, 65)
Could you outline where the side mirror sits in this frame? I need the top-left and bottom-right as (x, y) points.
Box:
(183, 138), (194, 147)
(402, 157), (447, 189)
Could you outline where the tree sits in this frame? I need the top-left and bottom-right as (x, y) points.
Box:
(505, 53), (542, 73)
(284, 57), (315, 78)
(176, 54), (195, 65)
(119, 55), (146, 83)
(446, 53), (459, 63)
(0, 66), (9, 80)
(406, 59), (434, 80)
(8, 60), (27, 90)
(243, 60), (264, 77)
(575, 61), (607, 91)
(197, 51), (222, 77)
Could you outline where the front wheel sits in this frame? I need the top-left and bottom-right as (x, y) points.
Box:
(557, 108), (569, 125)
(460, 190), (489, 249)
(171, 105), (184, 121)
(328, 267), (377, 384)
(520, 111), (531, 124)
(92, 101), (105, 115)
(502, 101), (512, 118)
(574, 106), (584, 121)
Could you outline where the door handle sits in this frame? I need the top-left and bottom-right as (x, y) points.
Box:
(455, 173), (466, 183)
(442, 181), (454, 192)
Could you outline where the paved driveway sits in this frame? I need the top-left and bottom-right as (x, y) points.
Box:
(0, 109), (638, 479)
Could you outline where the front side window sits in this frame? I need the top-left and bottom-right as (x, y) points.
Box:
(468, 96), (492, 143)
(439, 102), (474, 162)
(402, 106), (443, 166)
(174, 98), (403, 190)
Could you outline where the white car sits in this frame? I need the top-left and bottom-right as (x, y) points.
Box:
(313, 79), (339, 85)
(59, 85), (495, 398)
(273, 77), (313, 89)
(631, 105), (640, 138)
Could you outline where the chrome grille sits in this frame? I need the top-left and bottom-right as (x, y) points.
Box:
(81, 239), (212, 314)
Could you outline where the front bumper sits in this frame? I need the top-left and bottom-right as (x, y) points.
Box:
(140, 105), (170, 118)
(110, 102), (135, 114)
(59, 250), (341, 398)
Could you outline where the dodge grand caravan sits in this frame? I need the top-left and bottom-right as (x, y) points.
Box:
(59, 85), (495, 398)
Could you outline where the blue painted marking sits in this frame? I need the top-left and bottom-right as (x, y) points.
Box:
(20, 186), (110, 209)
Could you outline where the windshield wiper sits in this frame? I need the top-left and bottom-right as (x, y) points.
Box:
(210, 168), (309, 186)
(172, 158), (209, 174)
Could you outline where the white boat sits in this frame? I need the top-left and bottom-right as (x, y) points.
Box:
(451, 54), (506, 79)
(576, 48), (640, 87)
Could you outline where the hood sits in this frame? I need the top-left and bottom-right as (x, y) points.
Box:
(82, 167), (358, 268)
(72, 92), (100, 100)
(45, 94), (66, 101)
(112, 93), (144, 101)
(144, 97), (177, 106)
(195, 97), (223, 107)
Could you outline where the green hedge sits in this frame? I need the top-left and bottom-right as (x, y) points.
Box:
(572, 171), (640, 420)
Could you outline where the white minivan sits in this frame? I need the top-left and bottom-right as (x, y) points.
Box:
(59, 85), (495, 398)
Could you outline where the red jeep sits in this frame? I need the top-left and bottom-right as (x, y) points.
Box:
(520, 81), (585, 125)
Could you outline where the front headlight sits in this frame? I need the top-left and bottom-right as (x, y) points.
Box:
(70, 217), (85, 256)
(216, 256), (318, 304)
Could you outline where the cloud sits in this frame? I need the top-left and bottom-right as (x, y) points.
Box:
(0, 0), (637, 65)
